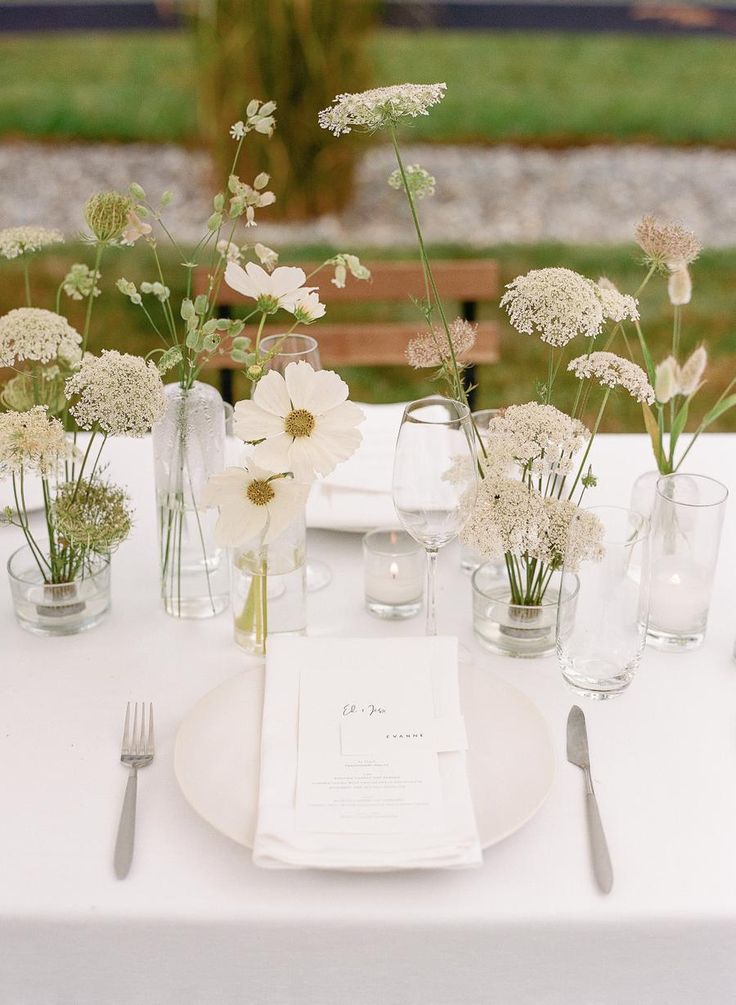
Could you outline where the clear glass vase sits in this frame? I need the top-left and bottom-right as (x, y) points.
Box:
(647, 473), (727, 651)
(231, 511), (307, 656)
(153, 381), (230, 619)
(472, 563), (578, 659)
(8, 545), (110, 636)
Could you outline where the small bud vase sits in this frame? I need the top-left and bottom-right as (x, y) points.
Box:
(231, 511), (307, 656)
(471, 563), (579, 658)
(8, 545), (110, 636)
(153, 381), (230, 619)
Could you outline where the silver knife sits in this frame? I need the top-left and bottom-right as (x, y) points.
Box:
(566, 705), (613, 894)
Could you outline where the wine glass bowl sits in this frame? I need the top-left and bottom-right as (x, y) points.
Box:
(392, 396), (478, 634)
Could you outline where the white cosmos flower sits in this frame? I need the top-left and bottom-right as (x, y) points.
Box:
(202, 462), (310, 547)
(224, 260), (315, 313)
(285, 289), (326, 323)
(233, 361), (364, 481)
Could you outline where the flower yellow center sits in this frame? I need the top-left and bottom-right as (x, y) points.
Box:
(284, 408), (315, 438)
(246, 479), (275, 507)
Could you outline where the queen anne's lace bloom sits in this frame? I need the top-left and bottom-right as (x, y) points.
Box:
(406, 318), (476, 368)
(0, 226), (64, 259)
(0, 405), (71, 477)
(461, 474), (603, 570)
(484, 403), (589, 477)
(0, 308), (82, 366)
(568, 351), (655, 404)
(635, 214), (701, 270)
(596, 278), (639, 324)
(388, 164), (436, 199)
(65, 350), (166, 436)
(318, 83), (447, 135)
(500, 268), (604, 346)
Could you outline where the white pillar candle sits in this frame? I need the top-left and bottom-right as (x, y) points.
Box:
(648, 556), (712, 634)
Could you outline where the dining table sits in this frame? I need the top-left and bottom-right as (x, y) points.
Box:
(1, 430), (736, 1005)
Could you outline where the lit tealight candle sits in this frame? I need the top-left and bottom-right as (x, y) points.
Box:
(648, 556), (712, 635)
(362, 528), (424, 619)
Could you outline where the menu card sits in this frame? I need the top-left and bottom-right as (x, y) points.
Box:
(296, 661), (464, 835)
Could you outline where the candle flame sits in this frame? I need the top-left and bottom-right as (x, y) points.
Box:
(389, 561), (399, 580)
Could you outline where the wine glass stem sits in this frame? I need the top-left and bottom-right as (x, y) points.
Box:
(425, 548), (439, 635)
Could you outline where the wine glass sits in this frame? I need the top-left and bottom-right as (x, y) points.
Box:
(392, 396), (478, 635)
(259, 334), (331, 592)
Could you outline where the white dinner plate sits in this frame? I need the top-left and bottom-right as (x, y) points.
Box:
(174, 659), (555, 852)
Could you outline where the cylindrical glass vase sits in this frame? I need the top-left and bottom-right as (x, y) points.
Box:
(153, 381), (230, 619)
(231, 512), (307, 656)
(647, 473), (727, 651)
(472, 563), (578, 659)
(557, 507), (650, 700)
(8, 546), (110, 636)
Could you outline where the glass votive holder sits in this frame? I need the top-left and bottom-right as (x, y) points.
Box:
(647, 473), (728, 651)
(362, 528), (424, 619)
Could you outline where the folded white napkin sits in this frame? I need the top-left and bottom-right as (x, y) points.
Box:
(306, 402), (406, 532)
(252, 636), (482, 871)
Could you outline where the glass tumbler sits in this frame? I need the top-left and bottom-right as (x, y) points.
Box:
(647, 473), (727, 651)
(557, 506), (650, 700)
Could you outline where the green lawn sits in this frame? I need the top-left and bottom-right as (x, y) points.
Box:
(3, 242), (734, 433)
(0, 29), (734, 145)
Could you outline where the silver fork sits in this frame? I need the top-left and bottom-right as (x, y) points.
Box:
(114, 702), (154, 879)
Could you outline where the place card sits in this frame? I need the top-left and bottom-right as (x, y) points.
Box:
(296, 662), (448, 835)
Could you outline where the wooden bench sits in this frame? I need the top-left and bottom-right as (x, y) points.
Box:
(195, 259), (499, 405)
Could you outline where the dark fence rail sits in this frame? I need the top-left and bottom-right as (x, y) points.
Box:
(1, 0), (736, 34)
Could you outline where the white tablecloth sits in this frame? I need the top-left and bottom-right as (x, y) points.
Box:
(2, 434), (736, 1005)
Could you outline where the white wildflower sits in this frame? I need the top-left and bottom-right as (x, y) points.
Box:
(65, 350), (167, 437)
(202, 462), (310, 547)
(668, 266), (692, 306)
(461, 474), (603, 570)
(635, 214), (701, 270)
(228, 173), (276, 226)
(217, 240), (242, 263)
(568, 351), (655, 404)
(318, 83), (447, 136)
(501, 268), (604, 347)
(224, 261), (315, 315)
(62, 263), (101, 301)
(0, 225), (64, 260)
(485, 403), (589, 477)
(0, 405), (71, 478)
(120, 210), (152, 246)
(230, 120), (246, 140)
(254, 243), (279, 271)
(388, 164), (436, 199)
(406, 318), (476, 368)
(678, 346), (707, 395)
(286, 290), (326, 324)
(655, 356), (678, 404)
(0, 308), (82, 367)
(233, 360), (364, 481)
(595, 278), (639, 323)
(330, 253), (371, 289)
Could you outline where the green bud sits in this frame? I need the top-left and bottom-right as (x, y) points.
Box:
(202, 319), (218, 336)
(185, 329), (202, 350)
(207, 212), (223, 232)
(180, 298), (196, 321)
(202, 333), (220, 352)
(160, 190), (174, 207)
(231, 349), (249, 364)
(232, 335), (251, 351)
(213, 193), (225, 212)
(194, 294), (208, 316)
(129, 182), (146, 200)
(229, 320), (245, 337)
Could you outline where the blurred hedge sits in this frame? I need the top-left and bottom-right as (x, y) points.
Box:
(196, 0), (375, 218)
